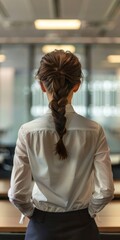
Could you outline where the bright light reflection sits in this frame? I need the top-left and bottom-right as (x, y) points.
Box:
(42, 45), (75, 53)
(34, 19), (81, 30)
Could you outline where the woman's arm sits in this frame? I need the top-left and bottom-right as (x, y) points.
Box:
(88, 126), (114, 217)
(8, 126), (34, 218)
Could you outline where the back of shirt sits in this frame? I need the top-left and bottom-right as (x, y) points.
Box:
(8, 104), (114, 217)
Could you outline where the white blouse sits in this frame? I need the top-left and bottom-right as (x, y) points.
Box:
(8, 104), (114, 218)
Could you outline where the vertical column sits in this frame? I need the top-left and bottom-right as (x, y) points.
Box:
(85, 45), (92, 118)
(28, 44), (35, 120)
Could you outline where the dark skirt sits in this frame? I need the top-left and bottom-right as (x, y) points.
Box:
(25, 208), (100, 240)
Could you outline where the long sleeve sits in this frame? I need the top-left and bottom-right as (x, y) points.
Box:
(8, 126), (34, 217)
(88, 126), (114, 217)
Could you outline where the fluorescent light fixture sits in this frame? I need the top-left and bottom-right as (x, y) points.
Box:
(34, 19), (81, 30)
(42, 45), (76, 53)
(0, 54), (6, 62)
(107, 55), (120, 63)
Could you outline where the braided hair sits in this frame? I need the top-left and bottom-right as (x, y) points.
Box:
(36, 50), (82, 160)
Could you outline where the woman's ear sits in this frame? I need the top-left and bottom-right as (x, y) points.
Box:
(40, 82), (46, 92)
(73, 83), (80, 92)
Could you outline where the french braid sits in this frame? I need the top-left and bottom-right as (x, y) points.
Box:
(36, 50), (82, 159)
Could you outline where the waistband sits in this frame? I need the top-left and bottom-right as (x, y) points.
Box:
(32, 207), (90, 222)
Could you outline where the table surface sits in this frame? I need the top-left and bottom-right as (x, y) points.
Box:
(95, 201), (120, 232)
(114, 180), (120, 198)
(0, 200), (120, 233)
(0, 200), (28, 232)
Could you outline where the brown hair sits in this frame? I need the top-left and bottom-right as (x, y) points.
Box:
(36, 50), (82, 160)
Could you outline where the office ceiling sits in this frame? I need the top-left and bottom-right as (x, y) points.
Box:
(0, 0), (120, 43)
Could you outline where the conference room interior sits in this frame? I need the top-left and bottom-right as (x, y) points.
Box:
(0, 0), (120, 239)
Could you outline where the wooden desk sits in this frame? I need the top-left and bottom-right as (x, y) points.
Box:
(0, 180), (9, 198)
(0, 200), (120, 233)
(96, 201), (120, 233)
(114, 181), (120, 199)
(0, 201), (28, 232)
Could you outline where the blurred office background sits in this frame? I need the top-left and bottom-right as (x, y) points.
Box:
(0, 0), (120, 178)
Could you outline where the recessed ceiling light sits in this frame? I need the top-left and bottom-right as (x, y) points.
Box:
(42, 45), (76, 53)
(34, 19), (81, 30)
(107, 55), (120, 63)
(0, 54), (6, 63)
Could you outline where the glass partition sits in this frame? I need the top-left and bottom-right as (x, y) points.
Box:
(0, 45), (30, 145)
(90, 45), (120, 155)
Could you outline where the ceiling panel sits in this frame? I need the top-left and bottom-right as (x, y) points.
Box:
(30, 0), (53, 19)
(61, 0), (118, 22)
(0, 0), (34, 21)
(0, 0), (52, 21)
(78, 0), (118, 22)
(60, 0), (83, 18)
